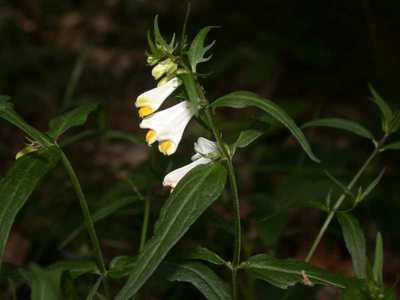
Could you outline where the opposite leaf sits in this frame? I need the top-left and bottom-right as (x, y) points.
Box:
(48, 103), (99, 139)
(368, 84), (393, 133)
(185, 247), (229, 267)
(165, 262), (231, 300)
(303, 118), (374, 141)
(242, 254), (348, 289)
(212, 91), (320, 163)
(188, 26), (217, 73)
(337, 212), (367, 279)
(116, 163), (227, 299)
(232, 129), (263, 152)
(0, 147), (60, 268)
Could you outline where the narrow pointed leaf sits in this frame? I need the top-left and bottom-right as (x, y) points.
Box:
(165, 262), (231, 300)
(48, 103), (99, 139)
(303, 118), (374, 140)
(373, 232), (383, 285)
(212, 91), (320, 162)
(116, 163), (227, 299)
(337, 212), (367, 279)
(357, 169), (385, 204)
(153, 15), (168, 48)
(0, 147), (60, 268)
(86, 276), (103, 300)
(242, 254), (348, 289)
(381, 142), (400, 152)
(369, 84), (393, 129)
(233, 129), (263, 150)
(185, 247), (228, 267)
(0, 95), (52, 147)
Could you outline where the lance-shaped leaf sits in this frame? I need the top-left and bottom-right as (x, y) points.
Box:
(47, 103), (99, 139)
(337, 212), (367, 279)
(0, 95), (52, 147)
(211, 91), (320, 163)
(20, 264), (63, 300)
(185, 247), (229, 267)
(232, 129), (263, 152)
(165, 262), (231, 300)
(116, 163), (227, 299)
(355, 169), (385, 206)
(242, 254), (348, 289)
(180, 73), (202, 111)
(368, 84), (393, 133)
(303, 118), (374, 140)
(188, 26), (217, 72)
(380, 142), (400, 152)
(373, 232), (383, 285)
(0, 147), (60, 268)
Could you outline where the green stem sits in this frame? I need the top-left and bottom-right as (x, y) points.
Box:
(59, 150), (107, 274)
(305, 135), (388, 262)
(139, 198), (151, 252)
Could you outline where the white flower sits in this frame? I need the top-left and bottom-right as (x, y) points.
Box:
(135, 77), (181, 118)
(140, 101), (195, 155)
(151, 58), (177, 80)
(163, 138), (218, 188)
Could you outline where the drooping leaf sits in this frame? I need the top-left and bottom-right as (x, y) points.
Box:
(232, 129), (263, 151)
(20, 264), (63, 300)
(337, 212), (367, 279)
(369, 84), (393, 133)
(48, 103), (99, 139)
(212, 91), (320, 163)
(188, 26), (217, 72)
(116, 163), (227, 299)
(0, 147), (60, 268)
(0, 95), (52, 147)
(242, 254), (348, 289)
(373, 232), (383, 285)
(380, 142), (400, 152)
(303, 118), (374, 140)
(165, 262), (231, 300)
(185, 247), (228, 267)
(59, 196), (140, 249)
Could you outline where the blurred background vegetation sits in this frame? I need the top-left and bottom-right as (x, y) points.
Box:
(0, 0), (399, 299)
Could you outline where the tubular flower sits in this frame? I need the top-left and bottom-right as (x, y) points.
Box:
(163, 137), (218, 189)
(151, 58), (178, 80)
(135, 77), (181, 118)
(140, 101), (195, 155)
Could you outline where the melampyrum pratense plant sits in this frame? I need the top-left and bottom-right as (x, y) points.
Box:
(0, 11), (399, 300)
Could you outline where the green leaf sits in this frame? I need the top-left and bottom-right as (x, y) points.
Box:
(20, 264), (63, 300)
(153, 15), (168, 49)
(337, 212), (367, 279)
(373, 232), (383, 285)
(242, 254), (348, 289)
(48, 103), (99, 139)
(59, 196), (140, 249)
(50, 260), (100, 279)
(356, 169), (385, 205)
(341, 282), (368, 300)
(165, 262), (231, 300)
(369, 84), (393, 133)
(212, 91), (320, 163)
(0, 95), (53, 147)
(86, 276), (103, 300)
(303, 118), (374, 140)
(380, 142), (400, 152)
(185, 247), (228, 267)
(233, 129), (263, 151)
(109, 256), (136, 279)
(180, 73), (202, 111)
(0, 147), (60, 268)
(188, 26), (216, 72)
(324, 170), (354, 199)
(116, 163), (227, 299)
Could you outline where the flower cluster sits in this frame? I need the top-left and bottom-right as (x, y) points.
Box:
(135, 59), (195, 156)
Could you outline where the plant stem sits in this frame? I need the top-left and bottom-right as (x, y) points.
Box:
(59, 150), (107, 274)
(139, 197), (151, 253)
(305, 135), (388, 262)
(227, 159), (242, 300)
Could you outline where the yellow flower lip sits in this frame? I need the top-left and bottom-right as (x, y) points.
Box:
(159, 140), (174, 155)
(145, 130), (157, 145)
(138, 106), (154, 118)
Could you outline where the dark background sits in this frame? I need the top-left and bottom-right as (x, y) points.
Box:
(0, 0), (399, 299)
